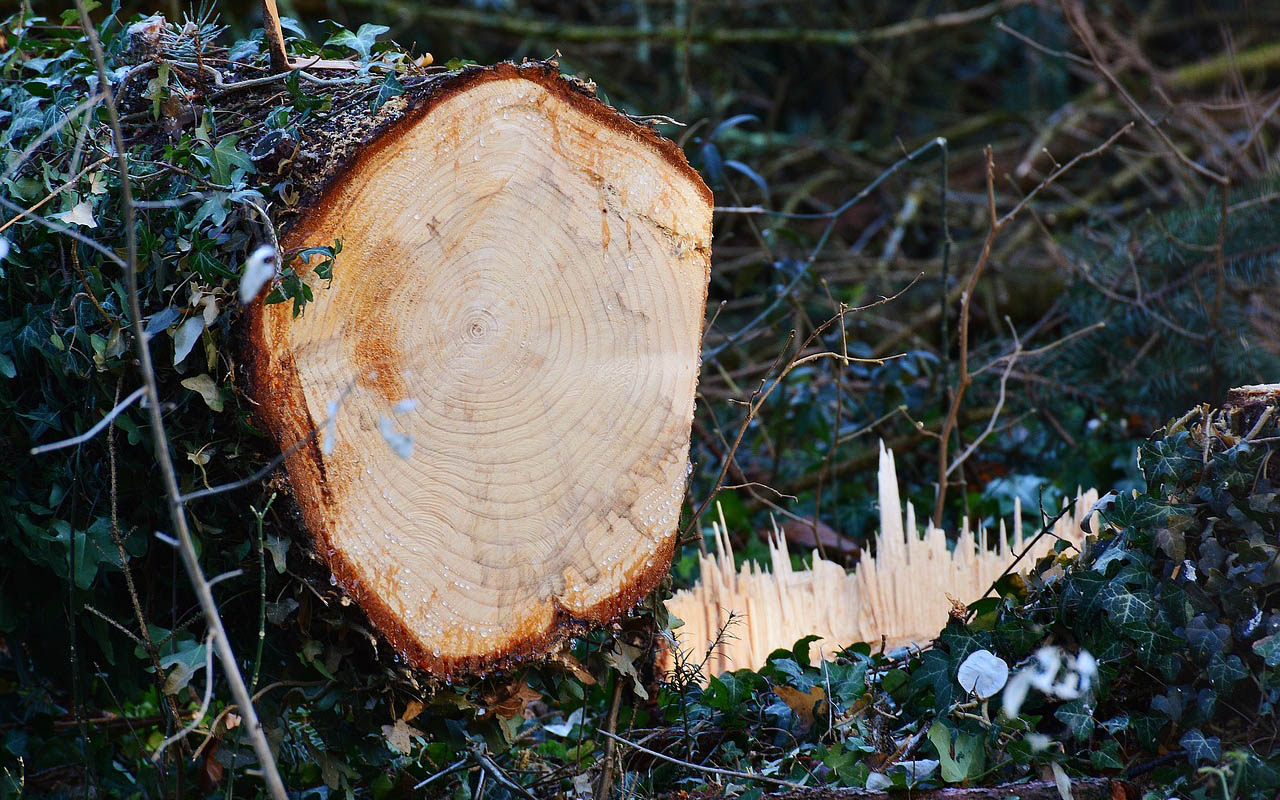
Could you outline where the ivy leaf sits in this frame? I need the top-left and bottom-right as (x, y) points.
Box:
(159, 639), (208, 695)
(1253, 634), (1280, 667)
(927, 721), (985, 783)
(791, 634), (824, 667)
(1055, 699), (1095, 741)
(605, 642), (649, 700)
(773, 684), (825, 731)
(907, 649), (955, 712)
(381, 718), (422, 754)
(767, 657), (815, 692)
(266, 597), (299, 625)
(195, 136), (255, 185)
(1178, 728), (1220, 766)
(1207, 653), (1247, 692)
(1151, 691), (1182, 722)
(1185, 614), (1230, 663)
(1105, 491), (1190, 530)
(264, 535), (291, 573)
(824, 658), (867, 706)
(1139, 431), (1197, 490)
(1128, 713), (1166, 747)
(325, 23), (388, 59)
(54, 200), (97, 228)
(1090, 739), (1125, 770)
(939, 623), (990, 664)
(144, 306), (181, 338)
(1101, 584), (1154, 626)
(371, 72), (403, 114)
(995, 619), (1043, 657)
(1060, 569), (1109, 618)
(1154, 527), (1186, 561)
(703, 673), (744, 712)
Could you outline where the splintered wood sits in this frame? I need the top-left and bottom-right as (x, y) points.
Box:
(667, 442), (1100, 679)
(246, 64), (712, 676)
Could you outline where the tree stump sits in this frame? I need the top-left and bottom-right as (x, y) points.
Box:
(245, 64), (712, 676)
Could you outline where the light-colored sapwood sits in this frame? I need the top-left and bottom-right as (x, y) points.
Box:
(247, 65), (712, 674)
(667, 442), (1099, 679)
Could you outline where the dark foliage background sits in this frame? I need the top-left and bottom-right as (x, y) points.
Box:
(1, 0), (1278, 797)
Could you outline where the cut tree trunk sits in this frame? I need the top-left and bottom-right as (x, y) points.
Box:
(244, 63), (712, 676)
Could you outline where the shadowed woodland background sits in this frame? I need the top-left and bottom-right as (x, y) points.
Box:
(2, 0), (1280, 796)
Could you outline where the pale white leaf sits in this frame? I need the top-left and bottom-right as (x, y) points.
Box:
(200, 295), (219, 326)
(1072, 650), (1097, 681)
(180, 374), (224, 412)
(1002, 669), (1033, 718)
(321, 399), (340, 456)
(865, 773), (892, 790)
(900, 759), (939, 781)
(238, 244), (278, 304)
(957, 649), (1009, 699)
(1025, 733), (1052, 751)
(378, 416), (413, 459)
(542, 707), (583, 737)
(172, 315), (205, 365)
(1051, 761), (1073, 800)
(56, 201), (98, 228)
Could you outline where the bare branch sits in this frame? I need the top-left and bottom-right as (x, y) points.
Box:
(71, 2), (287, 796)
(30, 387), (146, 455)
(598, 728), (803, 789)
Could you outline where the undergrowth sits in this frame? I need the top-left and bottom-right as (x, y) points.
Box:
(1, 2), (1278, 799)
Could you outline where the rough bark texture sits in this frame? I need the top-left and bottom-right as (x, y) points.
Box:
(244, 63), (712, 676)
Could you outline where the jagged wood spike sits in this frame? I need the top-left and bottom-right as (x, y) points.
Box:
(666, 443), (1098, 679)
(246, 64), (712, 675)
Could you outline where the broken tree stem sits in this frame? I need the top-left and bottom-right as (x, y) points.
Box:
(261, 0), (289, 74)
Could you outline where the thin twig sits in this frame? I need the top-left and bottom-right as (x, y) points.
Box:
(30, 387), (146, 455)
(151, 633), (216, 761)
(597, 729), (804, 789)
(967, 504), (1076, 613)
(0, 155), (111, 235)
(179, 379), (357, 503)
(703, 138), (946, 362)
(414, 758), (469, 790)
(683, 280), (917, 540)
(932, 125), (1131, 525)
(0, 92), (105, 186)
(71, 3), (287, 796)
(353, 0), (1023, 47)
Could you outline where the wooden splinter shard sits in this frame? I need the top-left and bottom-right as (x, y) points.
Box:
(246, 64), (712, 676)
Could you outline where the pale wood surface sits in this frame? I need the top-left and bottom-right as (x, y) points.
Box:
(248, 66), (712, 674)
(666, 443), (1099, 679)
